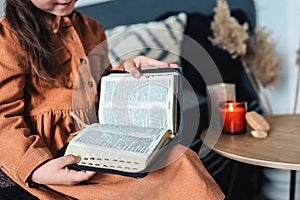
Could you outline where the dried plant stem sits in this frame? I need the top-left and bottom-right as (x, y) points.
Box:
(294, 47), (300, 114)
(293, 68), (300, 114)
(241, 58), (273, 114)
(259, 83), (273, 115)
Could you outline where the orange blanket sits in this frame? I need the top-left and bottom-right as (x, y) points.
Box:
(27, 145), (224, 200)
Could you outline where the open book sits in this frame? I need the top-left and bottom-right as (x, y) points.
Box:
(63, 68), (182, 177)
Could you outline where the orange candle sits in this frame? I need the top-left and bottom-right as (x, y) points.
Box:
(219, 101), (247, 134)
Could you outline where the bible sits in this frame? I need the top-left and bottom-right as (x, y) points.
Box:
(63, 68), (182, 177)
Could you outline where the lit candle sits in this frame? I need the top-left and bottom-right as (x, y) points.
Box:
(219, 101), (247, 134)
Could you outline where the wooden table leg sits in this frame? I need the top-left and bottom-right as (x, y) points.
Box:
(290, 170), (296, 200)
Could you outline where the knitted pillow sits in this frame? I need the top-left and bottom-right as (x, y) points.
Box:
(105, 12), (187, 68)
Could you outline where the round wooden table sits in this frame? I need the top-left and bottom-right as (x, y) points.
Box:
(201, 114), (300, 200)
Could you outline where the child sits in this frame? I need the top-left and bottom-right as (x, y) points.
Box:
(0, 0), (224, 199)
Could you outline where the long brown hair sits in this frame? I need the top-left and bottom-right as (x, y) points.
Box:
(5, 0), (58, 84)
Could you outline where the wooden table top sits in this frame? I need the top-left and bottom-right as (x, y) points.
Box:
(201, 114), (300, 170)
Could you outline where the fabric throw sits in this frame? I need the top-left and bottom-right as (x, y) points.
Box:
(105, 12), (187, 68)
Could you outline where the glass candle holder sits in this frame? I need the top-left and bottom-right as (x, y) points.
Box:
(219, 101), (247, 134)
(206, 83), (236, 120)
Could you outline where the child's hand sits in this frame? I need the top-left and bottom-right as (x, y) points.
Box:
(121, 56), (179, 78)
(29, 155), (96, 185)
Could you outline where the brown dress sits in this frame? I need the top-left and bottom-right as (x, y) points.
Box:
(0, 10), (224, 200)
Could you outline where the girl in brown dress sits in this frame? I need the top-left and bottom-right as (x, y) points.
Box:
(0, 0), (224, 199)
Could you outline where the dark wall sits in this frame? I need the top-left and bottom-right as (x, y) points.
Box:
(77, 0), (256, 29)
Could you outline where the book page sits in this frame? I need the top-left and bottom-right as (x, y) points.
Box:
(69, 124), (170, 155)
(98, 72), (178, 132)
(65, 123), (172, 173)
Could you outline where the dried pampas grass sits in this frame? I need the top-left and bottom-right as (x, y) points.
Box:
(246, 27), (281, 88)
(209, 0), (249, 58)
(209, 0), (282, 114)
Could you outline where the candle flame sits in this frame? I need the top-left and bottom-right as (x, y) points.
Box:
(228, 103), (234, 111)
